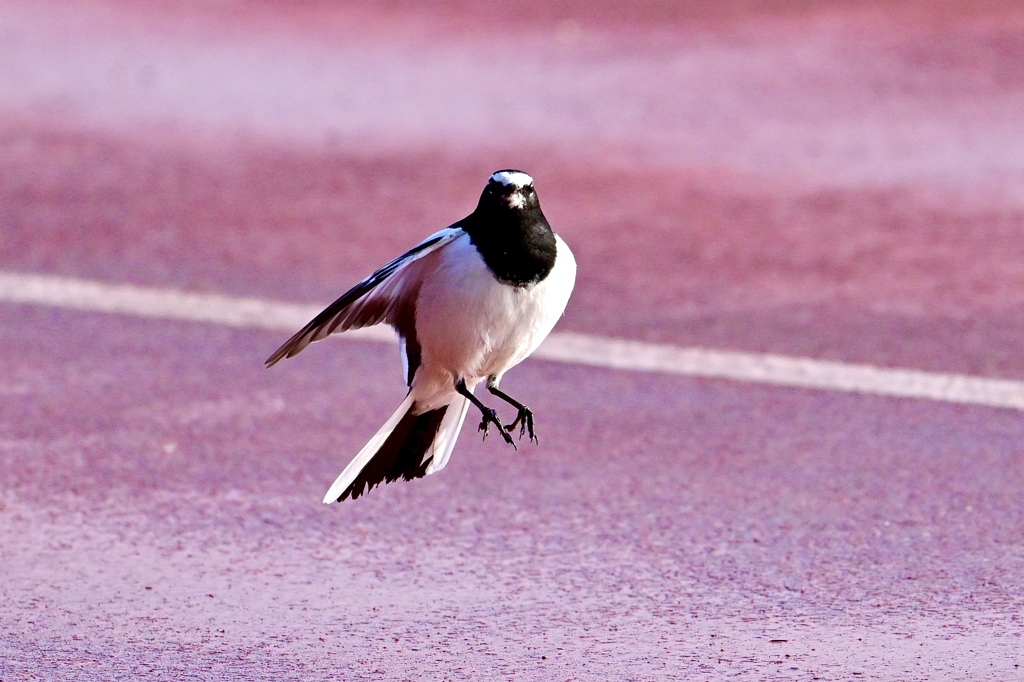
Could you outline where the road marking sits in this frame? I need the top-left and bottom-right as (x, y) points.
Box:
(3, 270), (1023, 411)
(0, 271), (393, 343)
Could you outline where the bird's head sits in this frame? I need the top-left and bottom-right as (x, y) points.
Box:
(463, 169), (556, 286)
(477, 170), (539, 213)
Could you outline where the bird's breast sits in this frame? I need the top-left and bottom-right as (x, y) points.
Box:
(413, 233), (575, 380)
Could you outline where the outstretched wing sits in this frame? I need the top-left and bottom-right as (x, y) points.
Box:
(265, 228), (462, 367)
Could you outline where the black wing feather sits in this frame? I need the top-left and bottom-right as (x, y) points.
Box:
(264, 232), (449, 367)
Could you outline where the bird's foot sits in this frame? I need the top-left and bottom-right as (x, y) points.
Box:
(479, 408), (516, 448)
(504, 408), (537, 444)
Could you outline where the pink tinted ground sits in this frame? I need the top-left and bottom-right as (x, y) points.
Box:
(4, 0), (1024, 376)
(1, 1), (1024, 679)
(3, 306), (1023, 680)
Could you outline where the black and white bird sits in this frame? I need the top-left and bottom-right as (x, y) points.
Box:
(266, 170), (576, 503)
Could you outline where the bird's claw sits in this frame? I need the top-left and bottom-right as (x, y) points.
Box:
(479, 408), (516, 448)
(503, 408), (538, 444)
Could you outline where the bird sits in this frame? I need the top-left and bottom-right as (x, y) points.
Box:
(265, 170), (576, 503)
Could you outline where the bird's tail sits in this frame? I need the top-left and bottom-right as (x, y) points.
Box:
(322, 394), (471, 503)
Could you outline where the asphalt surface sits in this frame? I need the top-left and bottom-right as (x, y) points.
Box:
(2, 1), (1024, 679)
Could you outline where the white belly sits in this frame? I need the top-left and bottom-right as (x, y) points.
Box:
(410, 232), (575, 409)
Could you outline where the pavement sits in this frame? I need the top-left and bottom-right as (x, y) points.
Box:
(1, 1), (1023, 679)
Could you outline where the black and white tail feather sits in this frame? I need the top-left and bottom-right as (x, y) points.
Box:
(266, 170), (575, 503)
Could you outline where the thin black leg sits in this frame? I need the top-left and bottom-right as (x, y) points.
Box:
(486, 377), (537, 444)
(456, 379), (515, 448)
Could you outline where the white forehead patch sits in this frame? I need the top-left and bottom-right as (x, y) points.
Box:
(490, 170), (534, 189)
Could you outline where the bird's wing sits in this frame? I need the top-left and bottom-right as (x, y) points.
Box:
(265, 227), (462, 367)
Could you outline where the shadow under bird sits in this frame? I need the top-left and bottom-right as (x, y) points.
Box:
(266, 170), (576, 503)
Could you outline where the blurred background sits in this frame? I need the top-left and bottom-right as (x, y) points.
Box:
(4, 0), (1024, 375)
(3, 1), (1024, 679)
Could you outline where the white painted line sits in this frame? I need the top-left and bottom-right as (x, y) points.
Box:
(3, 271), (1023, 411)
(0, 271), (392, 343)
(538, 333), (1024, 410)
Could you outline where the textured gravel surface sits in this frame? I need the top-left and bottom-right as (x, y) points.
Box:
(2, 305), (1023, 680)
(2, 0), (1024, 679)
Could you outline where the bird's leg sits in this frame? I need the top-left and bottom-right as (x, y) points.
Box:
(456, 379), (515, 448)
(485, 377), (537, 444)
